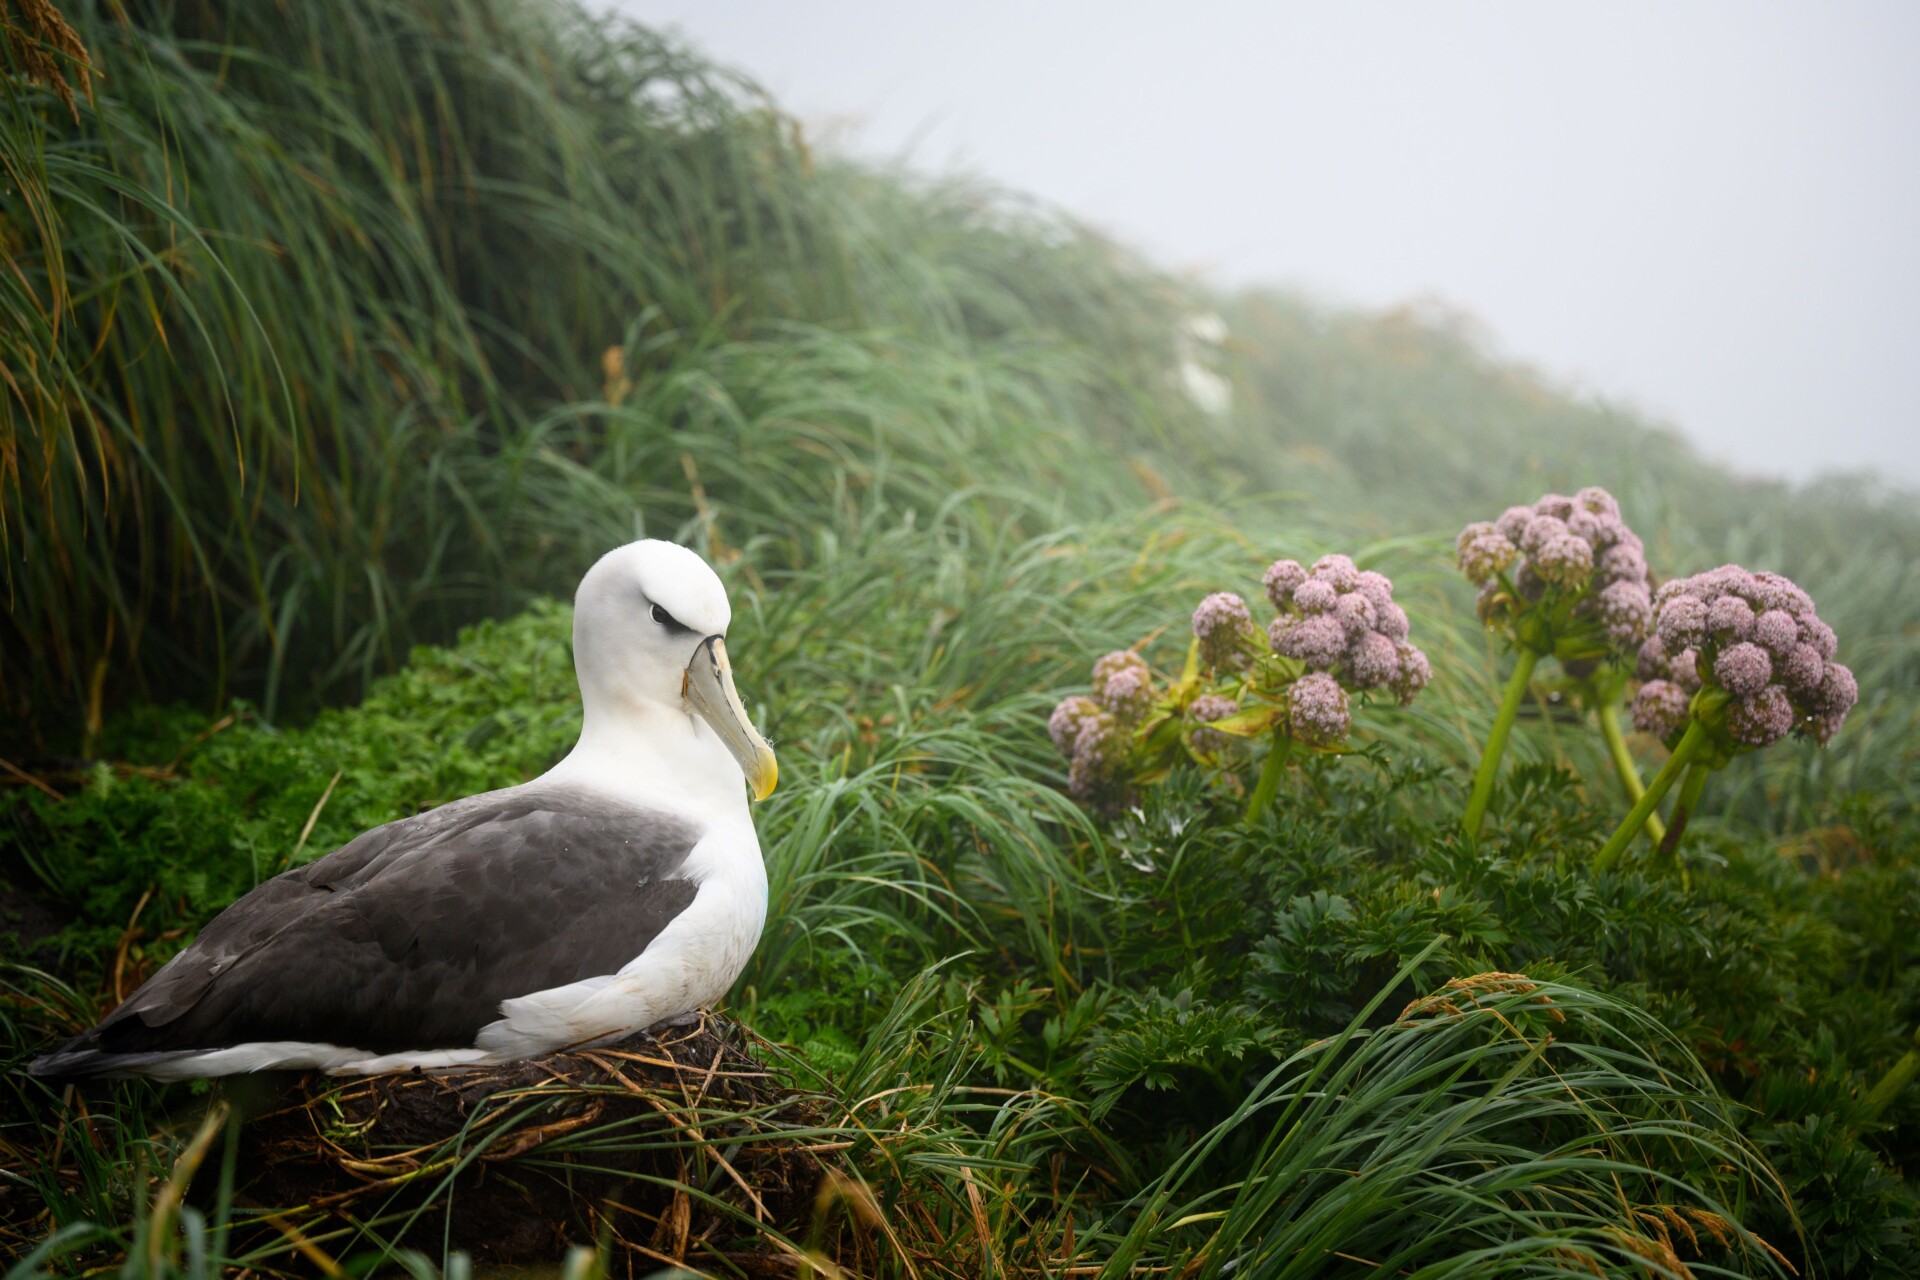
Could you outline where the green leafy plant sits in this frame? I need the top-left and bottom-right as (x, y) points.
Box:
(1456, 486), (1657, 839)
(1048, 554), (1430, 824)
(1597, 563), (1861, 870)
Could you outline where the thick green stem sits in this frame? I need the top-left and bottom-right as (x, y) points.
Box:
(1245, 732), (1293, 825)
(1463, 648), (1541, 839)
(1596, 701), (1665, 847)
(1593, 718), (1711, 873)
(1657, 759), (1713, 860)
(1863, 1026), (1920, 1120)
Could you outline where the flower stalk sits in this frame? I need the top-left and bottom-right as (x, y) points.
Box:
(1595, 700), (1666, 847)
(1611, 562), (1859, 871)
(1456, 488), (1656, 840)
(1594, 718), (1712, 873)
(1863, 1025), (1920, 1121)
(1657, 758), (1713, 859)
(1047, 554), (1430, 819)
(1245, 731), (1293, 825)
(1464, 647), (1539, 839)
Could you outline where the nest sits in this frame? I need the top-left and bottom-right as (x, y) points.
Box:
(233, 1013), (833, 1272)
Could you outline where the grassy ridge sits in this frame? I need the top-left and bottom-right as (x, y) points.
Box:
(0, 0), (1197, 739)
(5, 0), (1920, 1275)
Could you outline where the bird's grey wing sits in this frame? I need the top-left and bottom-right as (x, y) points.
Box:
(71, 787), (701, 1057)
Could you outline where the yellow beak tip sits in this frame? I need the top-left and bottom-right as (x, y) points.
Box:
(751, 759), (778, 803)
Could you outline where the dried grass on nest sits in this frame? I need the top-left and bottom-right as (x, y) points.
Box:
(234, 1012), (836, 1272)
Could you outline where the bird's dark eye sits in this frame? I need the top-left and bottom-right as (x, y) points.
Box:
(650, 602), (687, 632)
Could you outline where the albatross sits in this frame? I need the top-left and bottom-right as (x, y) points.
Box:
(29, 540), (778, 1080)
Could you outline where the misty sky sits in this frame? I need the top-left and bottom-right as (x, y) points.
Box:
(627, 1), (1920, 487)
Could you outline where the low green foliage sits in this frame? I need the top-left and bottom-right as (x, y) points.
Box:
(8, 505), (1920, 1273)
(5, 602), (582, 961)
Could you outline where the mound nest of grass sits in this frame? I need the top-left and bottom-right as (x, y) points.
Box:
(234, 1012), (835, 1271)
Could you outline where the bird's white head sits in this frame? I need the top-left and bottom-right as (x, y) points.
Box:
(572, 540), (777, 802)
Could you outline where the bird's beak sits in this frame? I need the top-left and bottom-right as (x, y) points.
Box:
(683, 636), (778, 802)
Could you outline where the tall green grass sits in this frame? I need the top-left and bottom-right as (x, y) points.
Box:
(1, 0), (1216, 745)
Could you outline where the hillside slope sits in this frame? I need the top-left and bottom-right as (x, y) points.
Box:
(4, 2), (1919, 1275)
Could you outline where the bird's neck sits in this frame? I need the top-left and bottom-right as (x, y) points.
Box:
(545, 700), (750, 823)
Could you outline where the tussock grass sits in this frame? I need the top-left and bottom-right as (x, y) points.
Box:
(0, 0), (1201, 742)
(1097, 962), (1794, 1278)
(4, 963), (1802, 1278)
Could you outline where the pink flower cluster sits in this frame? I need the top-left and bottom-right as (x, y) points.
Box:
(1049, 650), (1157, 799)
(1288, 672), (1350, 746)
(1633, 565), (1857, 748)
(1187, 693), (1239, 755)
(1190, 592), (1259, 672)
(1261, 554), (1431, 707)
(1457, 487), (1655, 651)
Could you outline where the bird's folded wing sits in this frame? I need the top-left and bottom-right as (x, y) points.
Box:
(81, 786), (703, 1057)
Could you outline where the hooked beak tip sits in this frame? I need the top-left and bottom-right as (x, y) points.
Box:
(684, 636), (778, 803)
(750, 756), (778, 803)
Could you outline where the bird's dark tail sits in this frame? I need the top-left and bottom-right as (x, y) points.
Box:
(27, 1034), (197, 1081)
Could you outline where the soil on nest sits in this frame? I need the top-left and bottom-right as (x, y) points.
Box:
(232, 1012), (834, 1272)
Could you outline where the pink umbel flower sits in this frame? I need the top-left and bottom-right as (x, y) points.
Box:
(1495, 505), (1536, 542)
(1779, 644), (1826, 698)
(1714, 643), (1773, 699)
(1707, 595), (1756, 644)
(1048, 695), (1101, 754)
(1261, 556), (1429, 711)
(1597, 580), (1654, 649)
(1099, 665), (1154, 726)
(1459, 485), (1657, 663)
(1092, 649), (1147, 693)
(1188, 693), (1238, 754)
(1091, 650), (1155, 726)
(1354, 570), (1395, 614)
(1291, 578), (1339, 615)
(1459, 485), (1658, 842)
(1348, 631), (1400, 690)
(1643, 564), (1856, 748)
(1657, 596), (1708, 652)
(1067, 711), (1126, 800)
(1456, 522), (1520, 585)
(1390, 642), (1432, 706)
(1727, 686), (1795, 748)
(1053, 549), (1432, 819)
(1533, 534), (1594, 590)
(1282, 614), (1348, 670)
(1751, 609), (1799, 657)
(1520, 514), (1571, 556)
(1192, 592), (1258, 672)
(1598, 542), (1647, 585)
(1575, 485), (1620, 519)
(1632, 680), (1691, 739)
(1308, 553), (1361, 593)
(1288, 673), (1350, 747)
(1262, 559), (1307, 610)
(1334, 591), (1377, 637)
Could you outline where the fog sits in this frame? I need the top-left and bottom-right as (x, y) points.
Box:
(627, 1), (1920, 487)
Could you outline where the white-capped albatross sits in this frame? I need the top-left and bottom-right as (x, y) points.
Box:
(29, 540), (778, 1080)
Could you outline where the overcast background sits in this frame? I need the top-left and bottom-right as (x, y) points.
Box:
(625, 1), (1920, 487)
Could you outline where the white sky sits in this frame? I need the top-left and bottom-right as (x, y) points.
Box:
(624, 1), (1920, 487)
